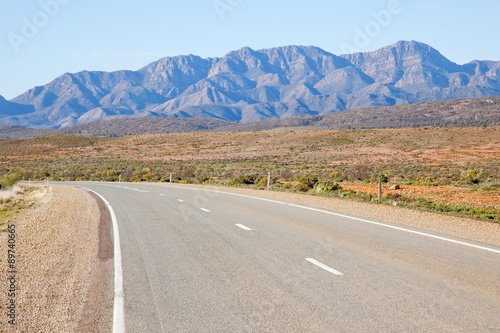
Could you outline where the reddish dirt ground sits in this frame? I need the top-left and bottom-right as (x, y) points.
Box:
(342, 184), (500, 208)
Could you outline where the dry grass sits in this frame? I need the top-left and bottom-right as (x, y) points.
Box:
(0, 185), (23, 203)
(0, 127), (498, 221)
(0, 185), (45, 231)
(1, 127), (499, 167)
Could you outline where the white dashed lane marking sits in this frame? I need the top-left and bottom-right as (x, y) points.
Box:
(236, 224), (252, 231)
(306, 258), (344, 276)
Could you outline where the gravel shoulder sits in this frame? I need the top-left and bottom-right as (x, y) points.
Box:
(167, 183), (500, 248)
(0, 185), (113, 332)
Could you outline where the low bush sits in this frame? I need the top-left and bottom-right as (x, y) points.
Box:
(257, 177), (268, 187)
(227, 175), (256, 186)
(460, 168), (487, 184)
(316, 181), (342, 193)
(0, 173), (22, 190)
(298, 173), (319, 189)
(294, 184), (309, 192)
(197, 176), (210, 184)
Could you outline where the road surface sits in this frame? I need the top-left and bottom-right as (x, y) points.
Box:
(74, 182), (500, 332)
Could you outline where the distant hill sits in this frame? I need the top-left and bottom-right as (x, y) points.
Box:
(215, 97), (500, 132)
(1, 97), (498, 139)
(0, 95), (34, 118)
(1, 41), (500, 129)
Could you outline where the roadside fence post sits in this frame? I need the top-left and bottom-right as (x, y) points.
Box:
(378, 177), (382, 202)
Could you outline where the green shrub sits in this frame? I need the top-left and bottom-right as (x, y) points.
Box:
(283, 183), (293, 190)
(294, 184), (309, 192)
(227, 175), (256, 186)
(257, 177), (268, 187)
(461, 168), (486, 184)
(317, 181), (342, 193)
(197, 176), (210, 184)
(299, 173), (319, 189)
(0, 173), (22, 189)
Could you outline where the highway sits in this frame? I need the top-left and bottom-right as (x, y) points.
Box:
(75, 182), (500, 332)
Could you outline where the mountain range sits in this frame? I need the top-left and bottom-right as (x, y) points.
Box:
(1, 40), (500, 129)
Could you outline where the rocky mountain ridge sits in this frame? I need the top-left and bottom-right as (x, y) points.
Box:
(1, 40), (499, 128)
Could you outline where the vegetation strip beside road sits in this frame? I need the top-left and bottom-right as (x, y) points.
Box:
(1, 127), (499, 223)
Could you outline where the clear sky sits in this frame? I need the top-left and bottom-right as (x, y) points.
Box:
(1, 0), (499, 100)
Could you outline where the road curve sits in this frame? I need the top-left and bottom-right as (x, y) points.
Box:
(74, 182), (500, 332)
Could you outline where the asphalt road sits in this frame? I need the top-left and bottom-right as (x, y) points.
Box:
(74, 182), (500, 332)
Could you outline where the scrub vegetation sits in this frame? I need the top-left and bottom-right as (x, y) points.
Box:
(1, 127), (498, 222)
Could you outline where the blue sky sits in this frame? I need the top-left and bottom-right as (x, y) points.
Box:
(1, 0), (499, 99)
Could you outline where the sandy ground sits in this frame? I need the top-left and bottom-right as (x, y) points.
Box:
(0, 185), (113, 333)
(171, 183), (500, 248)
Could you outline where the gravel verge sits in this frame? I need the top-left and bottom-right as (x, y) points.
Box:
(167, 183), (500, 247)
(0, 185), (113, 332)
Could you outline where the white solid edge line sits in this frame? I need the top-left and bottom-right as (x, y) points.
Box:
(306, 258), (344, 276)
(96, 182), (500, 255)
(177, 199), (184, 202)
(289, 204), (500, 255)
(81, 187), (125, 333)
(236, 224), (252, 231)
(201, 208), (211, 212)
(168, 184), (500, 255)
